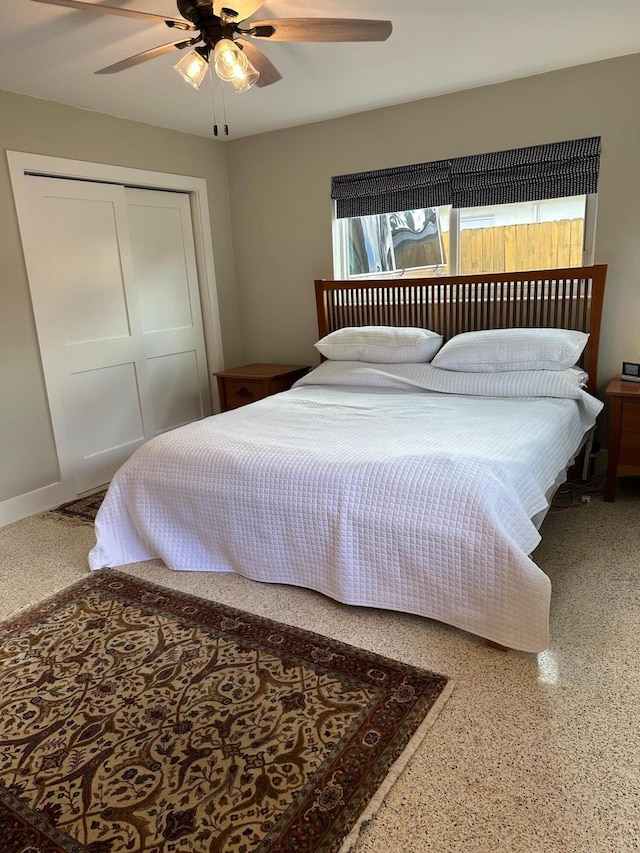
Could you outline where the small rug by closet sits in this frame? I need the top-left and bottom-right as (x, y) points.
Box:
(49, 489), (107, 524)
(0, 570), (451, 853)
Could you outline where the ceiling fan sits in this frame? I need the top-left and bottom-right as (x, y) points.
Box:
(31, 0), (393, 94)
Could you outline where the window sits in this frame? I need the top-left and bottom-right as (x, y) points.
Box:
(331, 137), (600, 279)
(334, 194), (595, 279)
(342, 208), (446, 278)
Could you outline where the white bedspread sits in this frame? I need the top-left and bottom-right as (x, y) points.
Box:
(89, 364), (602, 652)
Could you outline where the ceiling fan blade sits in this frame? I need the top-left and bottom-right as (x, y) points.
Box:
(95, 40), (190, 74)
(213, 0), (265, 22)
(236, 38), (281, 87)
(31, 0), (194, 29)
(250, 18), (392, 42)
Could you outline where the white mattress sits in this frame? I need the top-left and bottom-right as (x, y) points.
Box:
(89, 363), (602, 652)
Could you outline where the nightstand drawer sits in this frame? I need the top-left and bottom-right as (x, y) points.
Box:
(214, 364), (311, 413)
(223, 379), (270, 410)
(605, 376), (640, 500)
(619, 433), (640, 467)
(621, 400), (640, 434)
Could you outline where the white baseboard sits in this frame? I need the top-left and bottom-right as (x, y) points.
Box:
(0, 483), (74, 528)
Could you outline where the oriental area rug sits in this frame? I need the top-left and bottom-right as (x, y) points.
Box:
(49, 489), (107, 524)
(0, 570), (452, 853)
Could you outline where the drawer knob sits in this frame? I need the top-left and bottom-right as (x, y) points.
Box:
(236, 387), (253, 398)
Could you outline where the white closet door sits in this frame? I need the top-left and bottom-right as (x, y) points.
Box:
(22, 176), (210, 496)
(126, 188), (211, 434)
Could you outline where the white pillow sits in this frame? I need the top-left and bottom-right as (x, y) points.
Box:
(431, 327), (589, 372)
(315, 326), (443, 364)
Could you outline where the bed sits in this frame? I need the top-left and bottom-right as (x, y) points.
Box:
(89, 265), (607, 652)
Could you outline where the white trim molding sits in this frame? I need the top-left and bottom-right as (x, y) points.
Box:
(0, 483), (74, 528)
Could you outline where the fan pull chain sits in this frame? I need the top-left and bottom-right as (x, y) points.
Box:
(209, 65), (229, 137)
(221, 85), (229, 137)
(208, 65), (220, 137)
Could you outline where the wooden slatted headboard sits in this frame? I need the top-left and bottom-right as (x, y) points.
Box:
(315, 265), (607, 394)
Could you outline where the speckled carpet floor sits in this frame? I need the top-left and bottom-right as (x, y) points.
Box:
(1, 482), (639, 852)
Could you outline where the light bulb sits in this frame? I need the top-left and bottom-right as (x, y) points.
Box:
(173, 49), (209, 90)
(213, 39), (260, 92)
(213, 39), (247, 81)
(229, 66), (260, 93)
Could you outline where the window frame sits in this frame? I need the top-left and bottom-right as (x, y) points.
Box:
(332, 194), (598, 279)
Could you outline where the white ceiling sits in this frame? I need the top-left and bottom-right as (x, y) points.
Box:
(1, 0), (639, 140)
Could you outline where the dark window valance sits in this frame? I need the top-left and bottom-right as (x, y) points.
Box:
(451, 137), (601, 208)
(331, 160), (452, 219)
(331, 137), (601, 218)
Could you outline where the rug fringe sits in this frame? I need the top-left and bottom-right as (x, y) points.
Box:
(338, 678), (455, 853)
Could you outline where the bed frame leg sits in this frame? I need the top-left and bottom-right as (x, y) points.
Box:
(486, 639), (510, 652)
(581, 426), (596, 481)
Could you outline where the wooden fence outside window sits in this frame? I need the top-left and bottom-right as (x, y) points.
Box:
(397, 218), (585, 277)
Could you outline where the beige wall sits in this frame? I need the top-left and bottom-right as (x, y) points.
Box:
(226, 53), (640, 388)
(3, 53), (639, 510)
(0, 91), (241, 503)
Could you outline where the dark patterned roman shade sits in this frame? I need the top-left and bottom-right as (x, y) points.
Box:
(331, 137), (601, 218)
(331, 159), (452, 219)
(451, 137), (601, 208)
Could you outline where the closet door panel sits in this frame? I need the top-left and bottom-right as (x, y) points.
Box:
(126, 187), (211, 435)
(46, 194), (132, 344)
(23, 176), (155, 495)
(21, 178), (211, 497)
(130, 202), (194, 332)
(147, 351), (203, 432)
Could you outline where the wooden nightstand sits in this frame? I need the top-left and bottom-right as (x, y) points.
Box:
(604, 375), (640, 501)
(214, 363), (311, 413)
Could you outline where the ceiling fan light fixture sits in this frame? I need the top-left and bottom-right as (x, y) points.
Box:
(173, 47), (209, 90)
(229, 64), (260, 93)
(213, 39), (260, 92)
